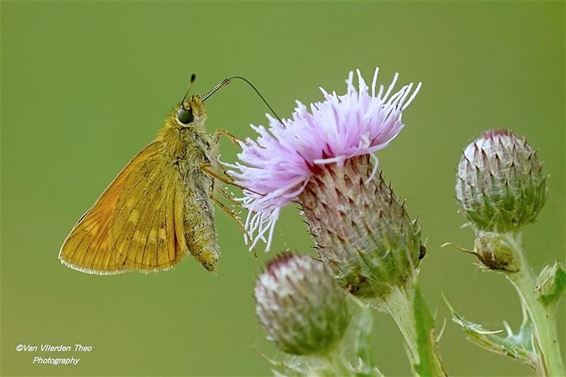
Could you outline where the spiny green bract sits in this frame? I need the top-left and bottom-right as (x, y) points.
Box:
(299, 156), (424, 299)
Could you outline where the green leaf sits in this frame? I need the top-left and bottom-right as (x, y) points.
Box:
(413, 286), (445, 376)
(445, 299), (538, 370)
(537, 262), (566, 310)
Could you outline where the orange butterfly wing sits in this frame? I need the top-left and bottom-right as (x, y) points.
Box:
(59, 142), (188, 274)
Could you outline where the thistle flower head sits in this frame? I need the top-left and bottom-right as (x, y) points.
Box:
(255, 253), (350, 355)
(228, 68), (421, 249)
(456, 129), (546, 233)
(300, 157), (424, 298)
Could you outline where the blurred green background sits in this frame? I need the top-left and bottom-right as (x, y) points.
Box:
(1, 1), (564, 376)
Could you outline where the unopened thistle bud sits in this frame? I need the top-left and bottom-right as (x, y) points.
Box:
(254, 253), (350, 355)
(473, 231), (518, 272)
(229, 68), (423, 299)
(456, 129), (546, 233)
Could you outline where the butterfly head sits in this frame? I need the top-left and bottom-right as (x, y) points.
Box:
(176, 95), (207, 128)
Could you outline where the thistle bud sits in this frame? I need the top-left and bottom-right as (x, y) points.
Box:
(255, 253), (350, 355)
(473, 232), (518, 272)
(456, 129), (546, 233)
(299, 156), (423, 299)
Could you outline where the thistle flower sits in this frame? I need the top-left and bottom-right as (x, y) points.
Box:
(229, 68), (423, 298)
(229, 68), (421, 250)
(456, 129), (547, 233)
(255, 253), (350, 355)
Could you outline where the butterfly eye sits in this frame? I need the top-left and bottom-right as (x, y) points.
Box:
(177, 107), (194, 125)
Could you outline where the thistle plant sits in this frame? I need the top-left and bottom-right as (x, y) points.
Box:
(229, 69), (446, 376)
(224, 68), (563, 376)
(449, 129), (565, 376)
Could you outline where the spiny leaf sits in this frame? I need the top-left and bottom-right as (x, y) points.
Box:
(445, 298), (538, 370)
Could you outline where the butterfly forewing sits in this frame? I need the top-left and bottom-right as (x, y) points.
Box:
(59, 142), (187, 274)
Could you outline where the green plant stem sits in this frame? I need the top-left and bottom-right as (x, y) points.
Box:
(315, 346), (353, 377)
(382, 276), (446, 377)
(323, 352), (350, 377)
(505, 233), (565, 377)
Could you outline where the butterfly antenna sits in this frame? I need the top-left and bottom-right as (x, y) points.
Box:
(180, 73), (197, 106)
(200, 78), (231, 102)
(201, 76), (283, 124)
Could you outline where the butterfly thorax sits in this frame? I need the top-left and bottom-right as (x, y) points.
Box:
(158, 113), (215, 195)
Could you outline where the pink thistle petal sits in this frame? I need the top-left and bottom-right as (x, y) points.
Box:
(227, 68), (421, 250)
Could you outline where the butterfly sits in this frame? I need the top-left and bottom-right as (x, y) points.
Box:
(59, 75), (240, 274)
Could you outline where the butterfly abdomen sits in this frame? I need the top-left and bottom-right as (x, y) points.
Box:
(178, 166), (219, 272)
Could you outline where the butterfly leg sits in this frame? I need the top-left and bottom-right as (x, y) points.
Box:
(201, 162), (260, 256)
(199, 162), (247, 225)
(216, 185), (243, 207)
(200, 163), (265, 198)
(212, 128), (242, 146)
(210, 194), (244, 231)
(208, 130), (265, 195)
(211, 193), (258, 258)
(210, 128), (242, 185)
(199, 163), (246, 191)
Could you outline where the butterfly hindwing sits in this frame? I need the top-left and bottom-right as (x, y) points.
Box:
(59, 142), (188, 274)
